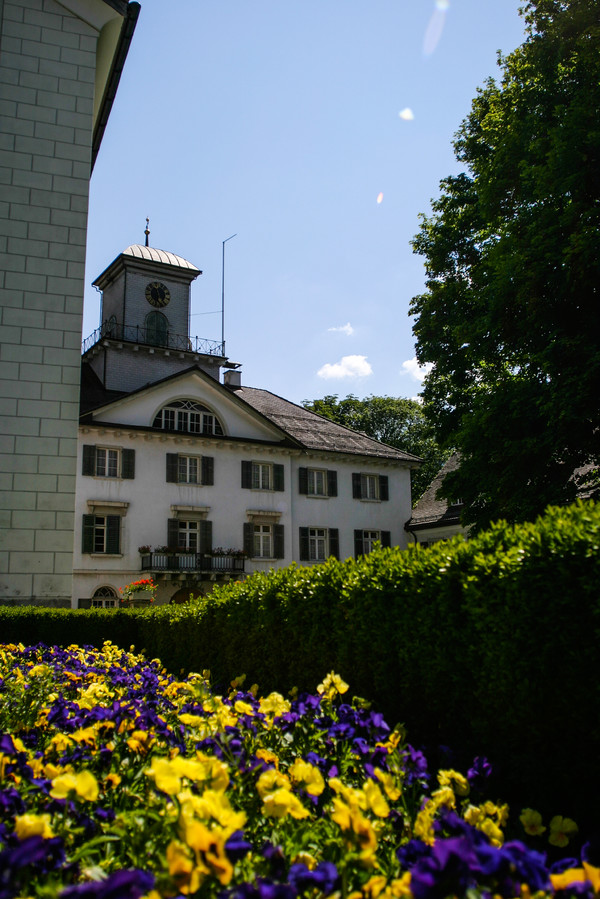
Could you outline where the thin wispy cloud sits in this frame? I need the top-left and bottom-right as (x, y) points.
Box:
(402, 357), (433, 382)
(318, 355), (373, 380)
(328, 322), (354, 336)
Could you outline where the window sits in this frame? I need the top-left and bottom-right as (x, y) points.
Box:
(243, 522), (285, 559)
(178, 520), (198, 551)
(241, 461), (284, 492)
(167, 518), (212, 553)
(299, 527), (339, 562)
(82, 445), (135, 479)
(352, 473), (389, 501)
(354, 529), (391, 558)
(82, 514), (121, 554)
(153, 401), (224, 436)
(145, 310), (168, 346)
(166, 454), (214, 485)
(91, 587), (118, 609)
(298, 467), (338, 497)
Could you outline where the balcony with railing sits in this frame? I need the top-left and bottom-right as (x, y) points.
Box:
(82, 319), (225, 357)
(141, 551), (245, 575)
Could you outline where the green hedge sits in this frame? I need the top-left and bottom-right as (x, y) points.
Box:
(2, 499), (599, 824)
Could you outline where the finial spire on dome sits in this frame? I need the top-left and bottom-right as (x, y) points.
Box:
(144, 217), (150, 248)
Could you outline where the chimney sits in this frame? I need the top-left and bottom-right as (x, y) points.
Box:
(224, 369), (241, 389)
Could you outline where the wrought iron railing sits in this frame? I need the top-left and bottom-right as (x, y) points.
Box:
(82, 320), (225, 357)
(141, 552), (245, 574)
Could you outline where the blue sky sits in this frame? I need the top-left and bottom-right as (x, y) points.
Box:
(85, 0), (525, 405)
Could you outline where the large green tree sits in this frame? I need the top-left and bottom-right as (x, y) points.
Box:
(410, 0), (600, 530)
(302, 394), (450, 501)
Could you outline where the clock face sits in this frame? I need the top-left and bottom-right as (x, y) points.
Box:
(145, 281), (171, 308)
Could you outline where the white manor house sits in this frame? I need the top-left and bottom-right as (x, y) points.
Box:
(75, 242), (420, 607)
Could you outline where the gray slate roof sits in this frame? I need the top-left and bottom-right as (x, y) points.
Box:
(408, 452), (463, 529)
(234, 386), (421, 463)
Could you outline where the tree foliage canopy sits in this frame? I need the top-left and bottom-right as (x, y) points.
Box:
(302, 394), (450, 502)
(410, 0), (600, 530)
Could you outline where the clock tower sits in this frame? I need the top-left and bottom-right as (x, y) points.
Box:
(83, 242), (228, 392)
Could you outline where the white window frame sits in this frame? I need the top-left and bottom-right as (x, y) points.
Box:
(361, 474), (379, 501)
(362, 530), (381, 554)
(95, 447), (120, 478)
(308, 527), (328, 561)
(307, 469), (327, 496)
(253, 523), (273, 559)
(178, 455), (200, 484)
(178, 520), (199, 551)
(154, 401), (224, 436)
(252, 462), (272, 491)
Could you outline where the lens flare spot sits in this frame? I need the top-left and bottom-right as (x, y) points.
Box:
(435, 0), (450, 10)
(423, 7), (447, 57)
(376, 192), (384, 204)
(399, 107), (414, 121)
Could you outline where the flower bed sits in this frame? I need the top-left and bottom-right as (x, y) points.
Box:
(0, 642), (595, 899)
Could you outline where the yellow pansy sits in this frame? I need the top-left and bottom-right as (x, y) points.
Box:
(364, 779), (390, 818)
(256, 767), (290, 799)
(520, 808), (546, 836)
(50, 770), (99, 801)
(14, 813), (54, 840)
(146, 757), (182, 795)
(255, 748), (280, 768)
(290, 758), (325, 796)
(374, 767), (402, 801)
(259, 692), (291, 719)
(234, 699), (254, 716)
(262, 787), (309, 820)
(317, 672), (349, 700)
(549, 815), (578, 848)
(437, 768), (470, 796)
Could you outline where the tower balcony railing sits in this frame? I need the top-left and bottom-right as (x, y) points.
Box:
(140, 551), (246, 574)
(82, 320), (225, 357)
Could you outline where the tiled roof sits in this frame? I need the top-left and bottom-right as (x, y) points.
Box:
(408, 452), (463, 529)
(234, 386), (422, 463)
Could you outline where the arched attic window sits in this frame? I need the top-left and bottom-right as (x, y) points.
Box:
(145, 311), (168, 346)
(152, 400), (225, 436)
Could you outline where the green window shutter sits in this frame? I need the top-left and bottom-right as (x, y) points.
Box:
(199, 520), (212, 553)
(202, 456), (214, 486)
(168, 518), (179, 549)
(273, 464), (284, 492)
(122, 449), (135, 479)
(166, 454), (179, 483)
(354, 529), (363, 558)
(379, 475), (389, 501)
(299, 527), (309, 561)
(352, 473), (362, 499)
(241, 461), (252, 489)
(82, 514), (95, 553)
(298, 468), (308, 495)
(274, 524), (285, 559)
(106, 516), (121, 554)
(243, 522), (254, 556)
(329, 528), (340, 560)
(82, 445), (96, 476)
(381, 531), (391, 548)
(327, 470), (338, 497)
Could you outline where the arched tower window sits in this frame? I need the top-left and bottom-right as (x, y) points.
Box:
(153, 400), (224, 436)
(145, 311), (168, 346)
